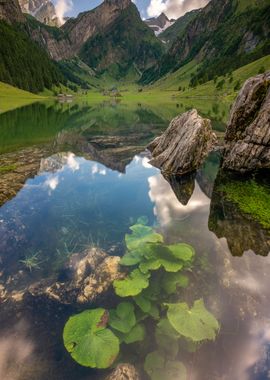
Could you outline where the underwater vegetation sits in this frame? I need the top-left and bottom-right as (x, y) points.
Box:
(63, 221), (220, 378)
(219, 179), (270, 229)
(20, 250), (43, 272)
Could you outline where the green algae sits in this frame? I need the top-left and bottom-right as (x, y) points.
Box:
(220, 180), (270, 229)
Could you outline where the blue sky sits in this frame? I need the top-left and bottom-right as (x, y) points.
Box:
(53, 0), (209, 21)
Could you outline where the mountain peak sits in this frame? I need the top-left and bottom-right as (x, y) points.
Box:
(104, 0), (132, 8)
(145, 12), (174, 35)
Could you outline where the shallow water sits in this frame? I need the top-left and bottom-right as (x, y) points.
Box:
(0, 100), (269, 380)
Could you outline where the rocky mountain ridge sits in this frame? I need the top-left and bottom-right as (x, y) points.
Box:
(144, 12), (174, 36)
(141, 0), (270, 84)
(19, 0), (60, 26)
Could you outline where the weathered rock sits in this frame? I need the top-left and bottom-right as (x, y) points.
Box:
(222, 72), (270, 172)
(106, 363), (140, 380)
(148, 109), (217, 174)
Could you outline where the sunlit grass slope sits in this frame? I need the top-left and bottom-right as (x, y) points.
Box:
(149, 55), (270, 101)
(0, 81), (43, 113)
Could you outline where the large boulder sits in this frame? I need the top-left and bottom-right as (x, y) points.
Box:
(148, 109), (217, 174)
(222, 72), (270, 172)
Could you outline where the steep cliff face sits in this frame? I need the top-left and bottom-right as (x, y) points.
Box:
(79, 2), (163, 74)
(18, 0), (60, 26)
(159, 9), (200, 45)
(141, 0), (270, 84)
(0, 0), (25, 24)
(26, 15), (72, 60)
(62, 0), (133, 55)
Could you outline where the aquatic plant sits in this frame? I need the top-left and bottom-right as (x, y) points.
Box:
(63, 223), (220, 376)
(63, 309), (119, 368)
(20, 250), (43, 272)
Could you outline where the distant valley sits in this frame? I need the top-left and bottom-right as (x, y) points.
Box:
(0, 0), (269, 97)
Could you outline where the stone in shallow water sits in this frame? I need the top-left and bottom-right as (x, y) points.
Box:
(148, 109), (217, 175)
(222, 72), (270, 172)
(27, 247), (125, 304)
(106, 363), (140, 380)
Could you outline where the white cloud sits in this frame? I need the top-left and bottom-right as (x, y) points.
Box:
(147, 0), (167, 17)
(55, 0), (73, 25)
(45, 176), (59, 191)
(66, 153), (80, 172)
(147, 0), (209, 19)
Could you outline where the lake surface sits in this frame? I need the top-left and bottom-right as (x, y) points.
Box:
(0, 100), (269, 380)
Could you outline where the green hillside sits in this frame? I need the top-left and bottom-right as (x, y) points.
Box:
(0, 81), (43, 113)
(0, 21), (63, 93)
(150, 55), (270, 100)
(141, 0), (270, 85)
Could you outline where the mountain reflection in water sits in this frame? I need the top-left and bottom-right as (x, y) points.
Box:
(0, 101), (269, 380)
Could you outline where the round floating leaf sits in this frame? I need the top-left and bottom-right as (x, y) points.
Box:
(166, 299), (219, 342)
(167, 243), (195, 263)
(162, 272), (189, 295)
(134, 292), (160, 319)
(123, 323), (146, 344)
(113, 269), (150, 297)
(134, 293), (151, 313)
(109, 302), (136, 333)
(155, 318), (179, 358)
(125, 224), (163, 251)
(139, 244), (184, 273)
(63, 309), (119, 368)
(144, 351), (186, 380)
(120, 249), (144, 266)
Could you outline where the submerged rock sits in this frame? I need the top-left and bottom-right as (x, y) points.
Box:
(148, 109), (217, 174)
(106, 363), (140, 380)
(28, 247), (125, 304)
(222, 72), (270, 172)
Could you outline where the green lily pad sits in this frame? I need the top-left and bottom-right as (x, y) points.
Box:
(134, 292), (160, 319)
(109, 302), (136, 333)
(166, 299), (219, 342)
(123, 323), (146, 344)
(155, 318), (179, 358)
(125, 224), (163, 251)
(134, 293), (151, 312)
(63, 309), (119, 368)
(113, 269), (150, 297)
(139, 244), (184, 273)
(167, 243), (195, 263)
(144, 351), (187, 380)
(162, 272), (189, 294)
